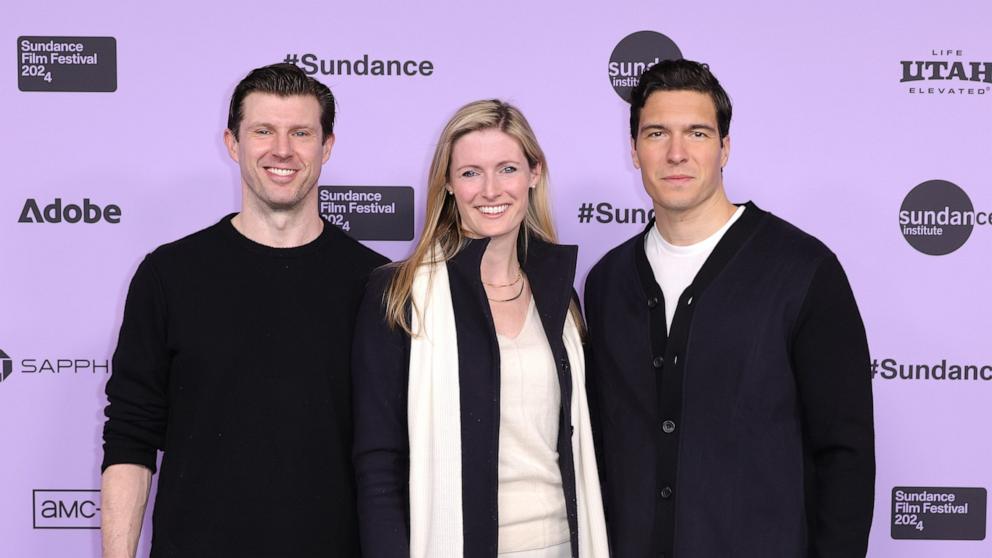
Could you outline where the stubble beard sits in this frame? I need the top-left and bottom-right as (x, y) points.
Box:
(246, 174), (318, 214)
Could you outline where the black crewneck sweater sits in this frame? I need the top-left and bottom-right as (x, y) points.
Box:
(102, 215), (387, 557)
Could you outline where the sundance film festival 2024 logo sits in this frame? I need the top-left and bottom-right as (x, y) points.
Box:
(18, 36), (116, 92)
(900, 49), (991, 96)
(318, 186), (413, 241)
(891, 487), (986, 540)
(899, 180), (990, 255)
(608, 31), (682, 102)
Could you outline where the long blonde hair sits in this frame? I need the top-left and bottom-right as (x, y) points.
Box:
(385, 99), (579, 334)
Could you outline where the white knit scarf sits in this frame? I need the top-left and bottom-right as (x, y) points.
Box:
(408, 257), (609, 558)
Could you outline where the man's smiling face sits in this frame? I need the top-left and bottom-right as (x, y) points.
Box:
(224, 92), (333, 212)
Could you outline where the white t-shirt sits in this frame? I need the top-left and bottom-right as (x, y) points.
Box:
(645, 205), (745, 332)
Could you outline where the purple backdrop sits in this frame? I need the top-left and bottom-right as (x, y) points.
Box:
(2, 1), (989, 555)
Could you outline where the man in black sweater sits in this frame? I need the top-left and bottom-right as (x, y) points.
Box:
(100, 63), (387, 557)
(584, 59), (875, 557)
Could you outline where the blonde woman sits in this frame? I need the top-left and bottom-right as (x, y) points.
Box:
(352, 100), (609, 558)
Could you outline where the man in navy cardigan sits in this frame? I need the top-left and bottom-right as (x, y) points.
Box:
(584, 59), (875, 557)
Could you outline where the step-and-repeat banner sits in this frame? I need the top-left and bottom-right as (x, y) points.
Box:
(2, 1), (989, 556)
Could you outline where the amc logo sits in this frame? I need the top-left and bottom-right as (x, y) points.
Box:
(33, 489), (100, 529)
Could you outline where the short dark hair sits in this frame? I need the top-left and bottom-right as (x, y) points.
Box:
(227, 63), (336, 142)
(629, 59), (732, 141)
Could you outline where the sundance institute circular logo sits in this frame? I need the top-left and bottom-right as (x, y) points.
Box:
(608, 31), (682, 102)
(899, 180), (978, 255)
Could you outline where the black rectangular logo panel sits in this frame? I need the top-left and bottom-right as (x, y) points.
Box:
(891, 486), (986, 540)
(18, 36), (117, 92)
(318, 185), (414, 241)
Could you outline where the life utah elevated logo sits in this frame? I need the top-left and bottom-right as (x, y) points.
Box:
(900, 48), (991, 96)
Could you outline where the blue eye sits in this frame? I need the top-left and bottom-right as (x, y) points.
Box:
(461, 169), (479, 178)
(500, 166), (517, 174)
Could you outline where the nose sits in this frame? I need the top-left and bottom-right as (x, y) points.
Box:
(666, 135), (688, 165)
(481, 173), (500, 199)
(273, 132), (292, 158)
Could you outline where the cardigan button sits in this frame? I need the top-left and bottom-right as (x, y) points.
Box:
(660, 486), (673, 499)
(560, 357), (570, 371)
(662, 420), (676, 434)
(647, 296), (659, 308)
(652, 356), (665, 369)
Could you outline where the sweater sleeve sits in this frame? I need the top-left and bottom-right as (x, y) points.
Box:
(791, 254), (875, 558)
(102, 255), (171, 473)
(352, 269), (411, 557)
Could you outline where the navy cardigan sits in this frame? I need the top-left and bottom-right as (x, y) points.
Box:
(584, 202), (875, 558)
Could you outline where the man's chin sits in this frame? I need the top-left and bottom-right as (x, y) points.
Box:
(251, 189), (306, 211)
(651, 197), (698, 214)
(262, 197), (308, 212)
(250, 184), (315, 212)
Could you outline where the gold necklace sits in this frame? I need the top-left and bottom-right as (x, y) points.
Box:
(487, 279), (525, 302)
(482, 268), (522, 288)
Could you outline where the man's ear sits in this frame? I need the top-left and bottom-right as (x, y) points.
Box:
(223, 129), (239, 162)
(322, 134), (335, 164)
(630, 137), (640, 170)
(719, 134), (731, 169)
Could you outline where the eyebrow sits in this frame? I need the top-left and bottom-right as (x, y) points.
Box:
(639, 123), (718, 134)
(688, 124), (718, 133)
(454, 159), (524, 171)
(246, 122), (317, 131)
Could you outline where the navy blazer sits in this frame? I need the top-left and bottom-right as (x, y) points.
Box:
(352, 236), (584, 558)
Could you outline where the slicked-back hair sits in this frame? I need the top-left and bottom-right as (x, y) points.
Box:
(629, 59), (732, 141)
(227, 63), (336, 142)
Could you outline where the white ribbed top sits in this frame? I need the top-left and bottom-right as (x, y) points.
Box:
(496, 299), (570, 553)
